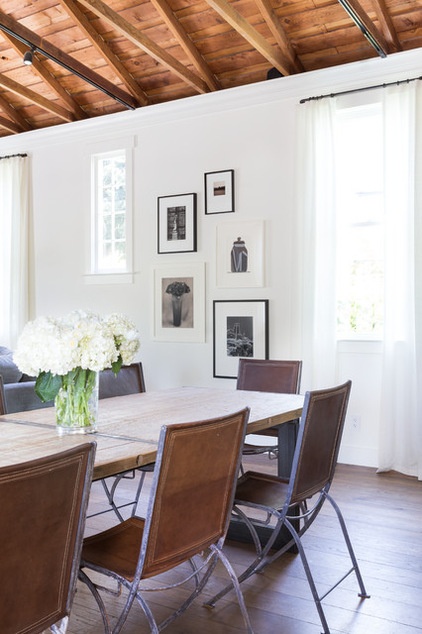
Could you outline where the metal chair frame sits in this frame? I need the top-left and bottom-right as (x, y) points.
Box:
(91, 362), (150, 521)
(206, 381), (370, 634)
(237, 359), (302, 458)
(79, 409), (254, 634)
(0, 442), (96, 634)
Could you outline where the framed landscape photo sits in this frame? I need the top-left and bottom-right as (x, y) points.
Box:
(153, 262), (205, 342)
(213, 299), (269, 378)
(157, 193), (197, 254)
(204, 169), (234, 214)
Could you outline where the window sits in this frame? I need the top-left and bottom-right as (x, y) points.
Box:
(90, 141), (133, 278)
(334, 103), (384, 338)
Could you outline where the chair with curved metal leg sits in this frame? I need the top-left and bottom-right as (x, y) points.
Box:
(0, 442), (96, 634)
(206, 381), (370, 634)
(79, 408), (254, 634)
(94, 362), (150, 521)
(237, 359), (302, 460)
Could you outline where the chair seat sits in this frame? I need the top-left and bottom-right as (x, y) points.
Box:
(83, 517), (145, 582)
(236, 471), (289, 509)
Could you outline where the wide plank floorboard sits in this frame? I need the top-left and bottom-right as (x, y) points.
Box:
(68, 457), (422, 633)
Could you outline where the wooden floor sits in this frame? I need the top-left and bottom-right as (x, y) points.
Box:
(69, 456), (422, 634)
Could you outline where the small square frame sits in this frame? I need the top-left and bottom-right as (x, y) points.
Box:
(157, 193), (197, 254)
(204, 169), (234, 214)
(213, 299), (269, 378)
(153, 262), (205, 342)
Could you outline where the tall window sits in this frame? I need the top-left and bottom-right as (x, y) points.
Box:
(334, 103), (384, 339)
(91, 147), (132, 274)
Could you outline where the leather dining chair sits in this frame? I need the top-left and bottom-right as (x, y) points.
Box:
(79, 408), (254, 634)
(206, 380), (370, 634)
(237, 359), (302, 461)
(0, 442), (96, 634)
(94, 362), (149, 521)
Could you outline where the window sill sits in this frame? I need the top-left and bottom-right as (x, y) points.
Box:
(83, 272), (134, 285)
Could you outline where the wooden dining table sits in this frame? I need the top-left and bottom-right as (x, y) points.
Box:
(0, 386), (304, 480)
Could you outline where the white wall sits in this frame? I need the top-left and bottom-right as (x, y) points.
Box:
(1, 48), (421, 467)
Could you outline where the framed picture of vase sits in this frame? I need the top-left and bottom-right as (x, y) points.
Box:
(157, 193), (197, 254)
(213, 299), (269, 378)
(153, 262), (205, 342)
(216, 220), (264, 287)
(204, 169), (234, 214)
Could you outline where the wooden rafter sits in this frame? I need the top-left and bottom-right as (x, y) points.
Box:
(0, 114), (23, 134)
(59, 0), (149, 106)
(0, 93), (32, 132)
(0, 72), (77, 122)
(76, 0), (210, 94)
(149, 0), (220, 91)
(204, 0), (296, 76)
(1, 32), (87, 120)
(371, 0), (402, 52)
(254, 0), (303, 73)
(0, 10), (138, 110)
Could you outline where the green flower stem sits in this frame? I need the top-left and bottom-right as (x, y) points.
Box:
(55, 368), (98, 430)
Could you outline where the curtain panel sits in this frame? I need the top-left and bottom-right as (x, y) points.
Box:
(298, 83), (422, 479)
(0, 155), (30, 349)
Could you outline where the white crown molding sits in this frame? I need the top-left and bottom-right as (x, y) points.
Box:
(0, 47), (421, 152)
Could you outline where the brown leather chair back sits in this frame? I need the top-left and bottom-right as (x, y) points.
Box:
(289, 380), (351, 505)
(141, 408), (250, 578)
(237, 359), (302, 394)
(99, 362), (145, 399)
(0, 442), (96, 634)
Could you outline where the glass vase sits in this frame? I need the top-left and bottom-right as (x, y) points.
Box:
(55, 368), (99, 435)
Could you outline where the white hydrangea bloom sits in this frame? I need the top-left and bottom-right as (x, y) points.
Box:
(14, 310), (140, 377)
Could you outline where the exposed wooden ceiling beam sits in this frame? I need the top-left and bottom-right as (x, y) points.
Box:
(204, 0), (296, 76)
(77, 0), (209, 94)
(0, 114), (23, 134)
(254, 0), (303, 73)
(337, 0), (389, 57)
(0, 93), (32, 132)
(0, 72), (77, 122)
(59, 0), (149, 106)
(1, 32), (88, 120)
(149, 0), (220, 91)
(0, 10), (138, 110)
(371, 0), (402, 52)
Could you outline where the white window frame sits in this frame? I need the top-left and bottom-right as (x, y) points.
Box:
(85, 136), (134, 284)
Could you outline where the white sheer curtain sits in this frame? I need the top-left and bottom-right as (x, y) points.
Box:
(0, 154), (30, 349)
(378, 83), (422, 479)
(298, 83), (422, 479)
(297, 98), (338, 391)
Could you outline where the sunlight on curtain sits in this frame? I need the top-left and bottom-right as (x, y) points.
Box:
(0, 155), (30, 349)
(297, 99), (338, 391)
(298, 84), (422, 479)
(378, 82), (422, 479)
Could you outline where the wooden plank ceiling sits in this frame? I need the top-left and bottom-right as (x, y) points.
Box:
(0, 0), (420, 138)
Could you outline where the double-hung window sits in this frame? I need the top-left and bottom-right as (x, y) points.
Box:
(89, 138), (133, 281)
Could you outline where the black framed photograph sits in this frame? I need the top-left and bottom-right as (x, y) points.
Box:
(157, 193), (197, 253)
(204, 169), (234, 214)
(213, 299), (269, 378)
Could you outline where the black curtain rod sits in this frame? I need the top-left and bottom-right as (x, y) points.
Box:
(0, 153), (27, 160)
(300, 75), (422, 104)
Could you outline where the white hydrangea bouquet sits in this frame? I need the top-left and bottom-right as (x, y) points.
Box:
(14, 310), (140, 433)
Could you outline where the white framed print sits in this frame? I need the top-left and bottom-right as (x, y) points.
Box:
(153, 262), (205, 342)
(216, 220), (264, 287)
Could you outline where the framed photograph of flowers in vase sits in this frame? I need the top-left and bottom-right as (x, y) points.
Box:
(153, 262), (205, 342)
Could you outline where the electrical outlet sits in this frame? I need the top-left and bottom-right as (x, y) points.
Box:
(350, 414), (361, 431)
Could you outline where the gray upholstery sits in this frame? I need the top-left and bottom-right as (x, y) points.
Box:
(0, 347), (53, 413)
